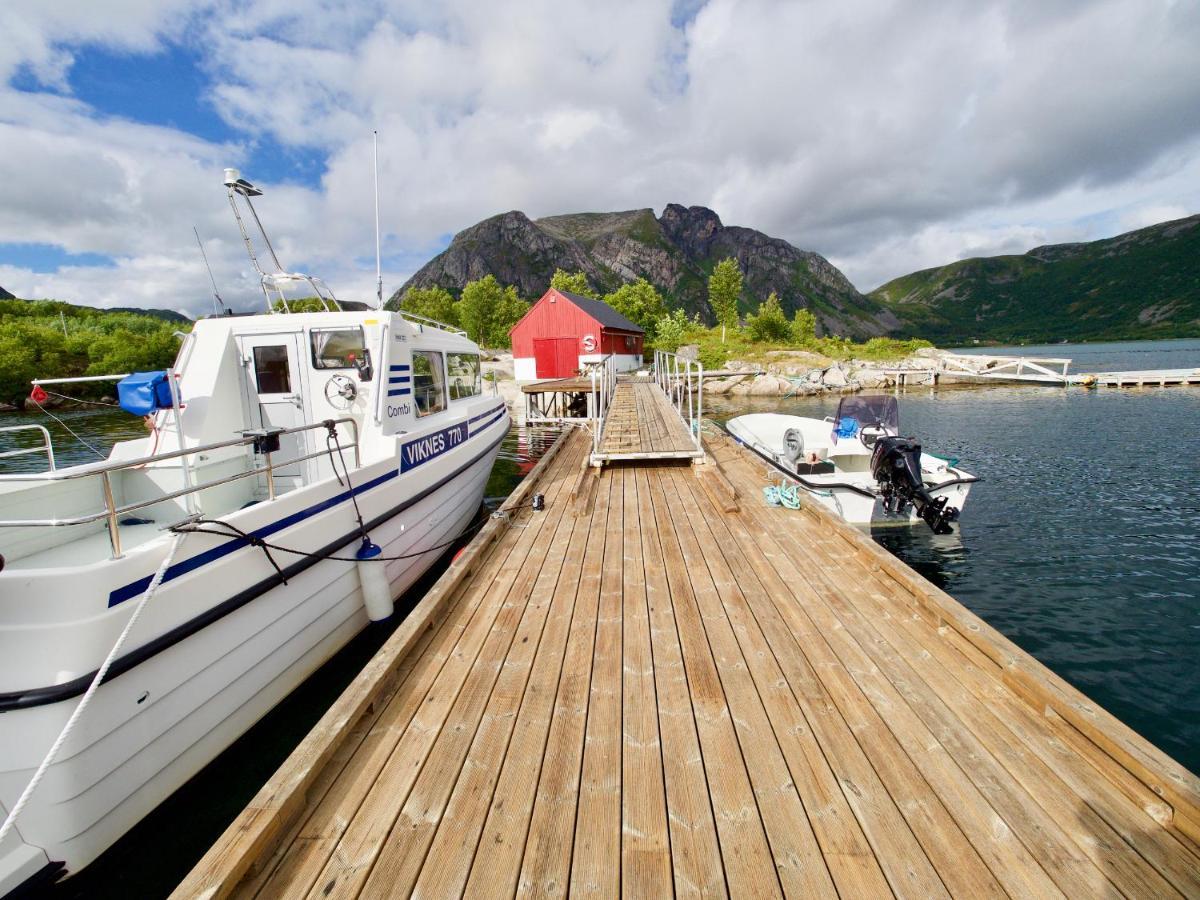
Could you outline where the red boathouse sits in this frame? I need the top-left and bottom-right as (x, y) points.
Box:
(510, 288), (645, 381)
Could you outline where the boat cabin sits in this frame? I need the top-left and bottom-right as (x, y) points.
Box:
(0, 310), (486, 569)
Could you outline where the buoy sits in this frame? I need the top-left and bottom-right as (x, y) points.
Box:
(355, 538), (394, 621)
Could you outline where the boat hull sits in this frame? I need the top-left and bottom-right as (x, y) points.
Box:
(0, 426), (504, 893)
(724, 413), (974, 529)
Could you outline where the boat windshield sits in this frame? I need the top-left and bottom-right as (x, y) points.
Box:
(832, 395), (899, 442)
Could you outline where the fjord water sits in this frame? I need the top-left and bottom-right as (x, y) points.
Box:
(0, 337), (1196, 897)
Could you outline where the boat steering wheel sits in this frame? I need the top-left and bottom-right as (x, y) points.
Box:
(324, 374), (358, 410)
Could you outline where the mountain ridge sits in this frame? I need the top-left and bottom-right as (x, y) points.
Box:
(871, 214), (1200, 343)
(390, 204), (899, 339)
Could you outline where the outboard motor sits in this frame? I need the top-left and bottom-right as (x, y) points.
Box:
(870, 436), (959, 534)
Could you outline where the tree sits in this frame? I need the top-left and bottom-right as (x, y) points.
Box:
(747, 292), (791, 342)
(458, 275), (528, 348)
(707, 257), (743, 333)
(398, 285), (459, 327)
(602, 278), (665, 340)
(651, 309), (693, 352)
(549, 269), (597, 298)
(790, 307), (818, 346)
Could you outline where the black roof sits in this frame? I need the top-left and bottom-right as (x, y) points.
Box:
(556, 290), (644, 333)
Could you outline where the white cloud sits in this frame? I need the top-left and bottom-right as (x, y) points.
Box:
(0, 0), (1197, 315)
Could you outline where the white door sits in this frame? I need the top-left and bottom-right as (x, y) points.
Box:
(239, 334), (311, 488)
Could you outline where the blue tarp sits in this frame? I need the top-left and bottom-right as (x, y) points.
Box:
(117, 371), (176, 416)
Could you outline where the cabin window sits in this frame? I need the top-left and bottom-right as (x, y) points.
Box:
(447, 353), (481, 400)
(412, 351), (446, 416)
(311, 327), (368, 370)
(253, 345), (292, 394)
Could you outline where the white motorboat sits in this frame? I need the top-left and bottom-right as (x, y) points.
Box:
(726, 395), (977, 532)
(0, 171), (509, 894)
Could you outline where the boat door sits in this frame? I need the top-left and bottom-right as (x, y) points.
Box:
(239, 333), (312, 490)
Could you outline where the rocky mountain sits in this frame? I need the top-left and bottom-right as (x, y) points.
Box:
(390, 205), (898, 339)
(0, 285), (13, 300)
(871, 214), (1200, 344)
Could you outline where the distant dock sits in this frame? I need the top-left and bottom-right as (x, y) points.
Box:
(887, 352), (1200, 389)
(176, 360), (1200, 899)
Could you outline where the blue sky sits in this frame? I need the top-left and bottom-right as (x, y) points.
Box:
(0, 0), (1197, 316)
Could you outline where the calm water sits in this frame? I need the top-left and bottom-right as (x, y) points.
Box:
(2, 337), (1198, 896)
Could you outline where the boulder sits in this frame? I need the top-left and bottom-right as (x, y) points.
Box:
(748, 375), (790, 396)
(854, 368), (889, 389)
(822, 366), (848, 388)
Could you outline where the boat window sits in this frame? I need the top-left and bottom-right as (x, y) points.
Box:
(310, 327), (368, 369)
(253, 345), (292, 394)
(412, 351), (446, 416)
(447, 353), (481, 400)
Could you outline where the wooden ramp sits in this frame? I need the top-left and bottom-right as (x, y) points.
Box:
(175, 428), (1200, 900)
(595, 380), (702, 461)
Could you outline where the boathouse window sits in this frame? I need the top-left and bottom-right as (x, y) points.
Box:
(447, 353), (481, 400)
(252, 345), (292, 394)
(412, 351), (447, 417)
(311, 327), (369, 370)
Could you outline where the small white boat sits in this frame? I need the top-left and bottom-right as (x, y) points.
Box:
(0, 171), (509, 893)
(726, 395), (977, 532)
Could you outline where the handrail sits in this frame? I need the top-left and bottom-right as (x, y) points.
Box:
(654, 350), (704, 454)
(0, 417), (360, 560)
(394, 309), (468, 337)
(588, 354), (618, 463)
(0, 425), (56, 471)
(0, 417), (358, 484)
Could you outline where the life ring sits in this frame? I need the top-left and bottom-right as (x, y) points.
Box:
(581, 334), (597, 353)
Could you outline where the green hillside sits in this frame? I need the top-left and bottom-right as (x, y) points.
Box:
(0, 297), (192, 408)
(870, 215), (1200, 343)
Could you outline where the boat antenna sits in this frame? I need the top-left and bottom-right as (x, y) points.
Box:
(193, 226), (227, 316)
(223, 169), (284, 274)
(373, 130), (383, 309)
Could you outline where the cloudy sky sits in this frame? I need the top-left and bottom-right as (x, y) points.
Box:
(1, 0), (1197, 316)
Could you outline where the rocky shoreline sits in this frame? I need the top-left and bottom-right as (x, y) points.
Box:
(690, 347), (949, 397)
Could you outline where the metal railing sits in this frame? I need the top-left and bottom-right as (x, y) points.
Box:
(654, 350), (704, 453)
(587, 354), (618, 461)
(0, 425), (56, 471)
(939, 354), (1072, 383)
(0, 418), (359, 559)
(394, 309), (468, 336)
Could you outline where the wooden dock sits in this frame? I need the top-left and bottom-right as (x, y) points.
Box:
(595, 380), (703, 462)
(176, 424), (1200, 898)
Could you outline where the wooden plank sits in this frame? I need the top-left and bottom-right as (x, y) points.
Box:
(738, 424), (1200, 841)
(656, 468), (849, 898)
(171, 429), (576, 900)
(620, 467), (673, 895)
(710, 427), (1200, 846)
(406, 447), (591, 898)
(353, 454), (584, 896)
(297, 449), (580, 900)
(569, 466), (626, 894)
(246, 523), (523, 899)
(708, 438), (1066, 898)
(515, 460), (612, 897)
(644, 468), (786, 899)
(806, 534), (1179, 898)
(668, 466), (951, 899)
(454, 471), (594, 897)
(833, 553), (1200, 897)
(634, 467), (726, 898)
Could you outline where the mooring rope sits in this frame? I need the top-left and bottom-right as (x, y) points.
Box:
(0, 530), (186, 847)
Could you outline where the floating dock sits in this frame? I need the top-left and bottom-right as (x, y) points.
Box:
(177, 377), (1200, 899)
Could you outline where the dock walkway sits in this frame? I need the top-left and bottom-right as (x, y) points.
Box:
(177, 423), (1200, 899)
(594, 379), (701, 462)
